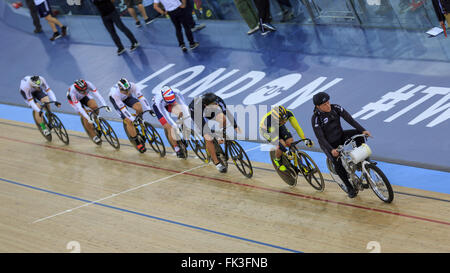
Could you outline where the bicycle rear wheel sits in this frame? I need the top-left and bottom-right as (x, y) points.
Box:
(227, 141), (253, 178)
(144, 122), (166, 157)
(32, 111), (52, 142)
(326, 158), (349, 193)
(297, 151), (325, 191)
(364, 163), (394, 203)
(189, 132), (209, 163)
(270, 150), (297, 186)
(50, 113), (69, 145)
(99, 118), (120, 150)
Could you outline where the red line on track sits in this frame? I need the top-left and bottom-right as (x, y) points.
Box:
(1, 135), (449, 227)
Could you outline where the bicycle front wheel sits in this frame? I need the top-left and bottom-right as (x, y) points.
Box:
(227, 141), (253, 178)
(99, 118), (120, 150)
(144, 122), (166, 157)
(50, 114), (69, 145)
(297, 151), (324, 192)
(364, 163), (394, 203)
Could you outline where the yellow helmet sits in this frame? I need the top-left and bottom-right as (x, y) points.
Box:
(271, 105), (288, 121)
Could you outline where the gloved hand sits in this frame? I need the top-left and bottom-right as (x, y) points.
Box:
(105, 106), (112, 112)
(55, 101), (61, 107)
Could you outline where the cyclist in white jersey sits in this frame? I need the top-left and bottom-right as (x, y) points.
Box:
(152, 85), (191, 158)
(67, 79), (111, 144)
(109, 78), (151, 153)
(19, 75), (61, 136)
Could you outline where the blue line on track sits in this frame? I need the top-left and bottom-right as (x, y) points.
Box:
(0, 177), (302, 253)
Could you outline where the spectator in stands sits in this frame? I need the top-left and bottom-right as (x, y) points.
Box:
(25, 0), (42, 33)
(125, 0), (152, 27)
(432, 0), (450, 27)
(92, 0), (139, 56)
(253, 0), (276, 35)
(186, 0), (206, 32)
(233, 0), (260, 35)
(33, 0), (68, 40)
(153, 0), (199, 52)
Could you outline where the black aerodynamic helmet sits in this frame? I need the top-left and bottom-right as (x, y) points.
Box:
(313, 92), (330, 106)
(202, 92), (218, 106)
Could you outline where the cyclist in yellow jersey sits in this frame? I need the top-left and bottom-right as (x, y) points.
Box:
(259, 106), (313, 171)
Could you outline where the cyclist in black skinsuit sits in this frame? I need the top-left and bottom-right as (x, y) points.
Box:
(311, 92), (372, 198)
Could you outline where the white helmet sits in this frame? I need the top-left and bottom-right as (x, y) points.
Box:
(29, 76), (41, 88)
(118, 78), (131, 91)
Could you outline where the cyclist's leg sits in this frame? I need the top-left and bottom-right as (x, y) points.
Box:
(152, 103), (179, 149)
(130, 101), (147, 152)
(124, 117), (136, 137)
(84, 98), (98, 138)
(331, 156), (356, 196)
(204, 133), (219, 164)
(109, 96), (137, 138)
(36, 95), (51, 134)
(163, 123), (179, 149)
(201, 119), (220, 165)
(125, 99), (142, 138)
(273, 126), (292, 171)
(35, 92), (49, 118)
(131, 101), (143, 117)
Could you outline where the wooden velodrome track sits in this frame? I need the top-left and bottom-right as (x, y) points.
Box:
(0, 118), (449, 253)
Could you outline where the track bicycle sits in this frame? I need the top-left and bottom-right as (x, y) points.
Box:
(270, 138), (325, 191)
(326, 134), (394, 203)
(81, 106), (120, 149)
(32, 101), (69, 145)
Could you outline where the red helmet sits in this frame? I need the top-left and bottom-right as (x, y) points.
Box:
(74, 79), (87, 92)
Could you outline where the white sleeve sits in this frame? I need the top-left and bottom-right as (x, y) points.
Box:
(113, 93), (135, 122)
(91, 89), (107, 107)
(158, 100), (177, 127)
(29, 99), (41, 112)
(174, 90), (187, 106)
(88, 81), (107, 107)
(134, 86), (151, 112)
(40, 77), (57, 102)
(77, 103), (91, 120)
(20, 87), (41, 112)
(46, 89), (57, 102)
(70, 91), (90, 120)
